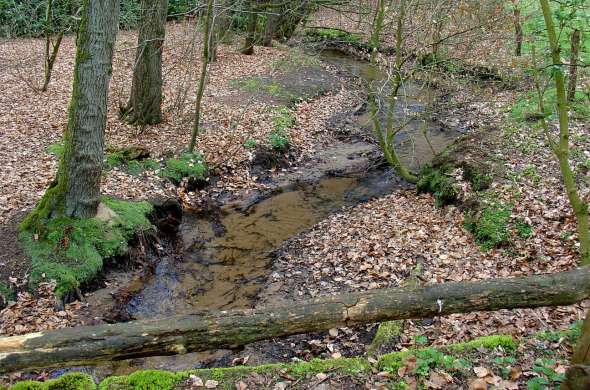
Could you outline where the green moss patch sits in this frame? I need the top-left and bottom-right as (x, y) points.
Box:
(20, 198), (153, 298)
(0, 281), (15, 308)
(10, 373), (95, 390)
(304, 27), (362, 44)
(160, 152), (207, 185)
(464, 201), (513, 250)
(416, 164), (459, 206)
(12, 331), (583, 390)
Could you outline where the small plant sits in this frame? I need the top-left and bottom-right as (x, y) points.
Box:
(417, 165), (459, 206)
(526, 358), (565, 389)
(269, 129), (290, 152)
(522, 164), (541, 185)
(515, 219), (534, 239)
(243, 139), (257, 149)
(465, 202), (513, 250)
(160, 152), (207, 184)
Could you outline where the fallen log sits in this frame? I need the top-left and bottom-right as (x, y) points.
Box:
(1, 267), (590, 373)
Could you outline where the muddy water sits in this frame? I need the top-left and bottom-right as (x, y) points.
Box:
(321, 49), (458, 169)
(127, 173), (401, 318)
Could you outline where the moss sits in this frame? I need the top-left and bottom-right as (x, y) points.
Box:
(98, 358), (369, 390)
(0, 281), (15, 305)
(303, 27), (362, 43)
(464, 201), (513, 250)
(368, 321), (403, 355)
(462, 163), (492, 191)
(446, 335), (516, 352)
(99, 370), (185, 390)
(230, 77), (297, 102)
(10, 373), (96, 390)
(20, 198), (153, 297)
(416, 165), (459, 206)
(46, 143), (65, 158)
(378, 335), (515, 372)
(160, 152), (207, 185)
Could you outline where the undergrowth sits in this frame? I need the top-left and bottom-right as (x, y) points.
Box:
(9, 330), (581, 390)
(303, 27), (362, 44)
(416, 164), (459, 206)
(160, 152), (207, 185)
(19, 197), (153, 298)
(464, 201), (513, 250)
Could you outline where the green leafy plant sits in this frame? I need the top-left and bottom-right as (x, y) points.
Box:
(269, 130), (290, 152)
(243, 139), (257, 149)
(465, 202), (513, 250)
(160, 152), (207, 184)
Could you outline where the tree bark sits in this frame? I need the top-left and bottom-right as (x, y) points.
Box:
(240, 0), (257, 55)
(22, 0), (120, 230)
(41, 0), (64, 92)
(564, 311), (590, 390)
(208, 0), (229, 62)
(512, 0), (522, 56)
(567, 29), (581, 103)
(188, 0), (214, 152)
(261, 2), (277, 47)
(539, 0), (590, 265)
(2, 267), (590, 373)
(124, 0), (168, 125)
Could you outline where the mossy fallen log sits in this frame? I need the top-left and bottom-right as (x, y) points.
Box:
(1, 267), (590, 373)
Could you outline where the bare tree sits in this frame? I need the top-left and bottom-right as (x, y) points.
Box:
(41, 0), (64, 92)
(189, 0), (215, 152)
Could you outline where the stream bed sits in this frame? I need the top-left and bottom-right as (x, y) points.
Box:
(75, 49), (462, 377)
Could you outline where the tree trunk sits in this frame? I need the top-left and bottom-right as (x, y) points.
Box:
(512, 0), (522, 56)
(240, 1), (257, 55)
(367, 0), (417, 183)
(22, 0), (120, 230)
(124, 0), (168, 125)
(261, 1), (277, 47)
(539, 0), (590, 265)
(41, 0), (64, 92)
(2, 267), (590, 373)
(274, 1), (311, 42)
(567, 29), (581, 103)
(188, 0), (214, 152)
(563, 310), (590, 389)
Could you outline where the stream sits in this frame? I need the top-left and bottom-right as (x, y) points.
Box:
(76, 49), (461, 377)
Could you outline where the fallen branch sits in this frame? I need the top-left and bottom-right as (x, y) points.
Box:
(1, 267), (590, 373)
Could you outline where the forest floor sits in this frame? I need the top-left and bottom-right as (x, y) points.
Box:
(1, 8), (590, 390)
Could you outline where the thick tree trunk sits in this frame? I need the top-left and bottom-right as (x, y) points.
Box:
(124, 0), (168, 125)
(567, 29), (581, 103)
(274, 1), (311, 42)
(261, 3), (277, 47)
(22, 0), (120, 230)
(240, 1), (257, 55)
(1, 267), (590, 373)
